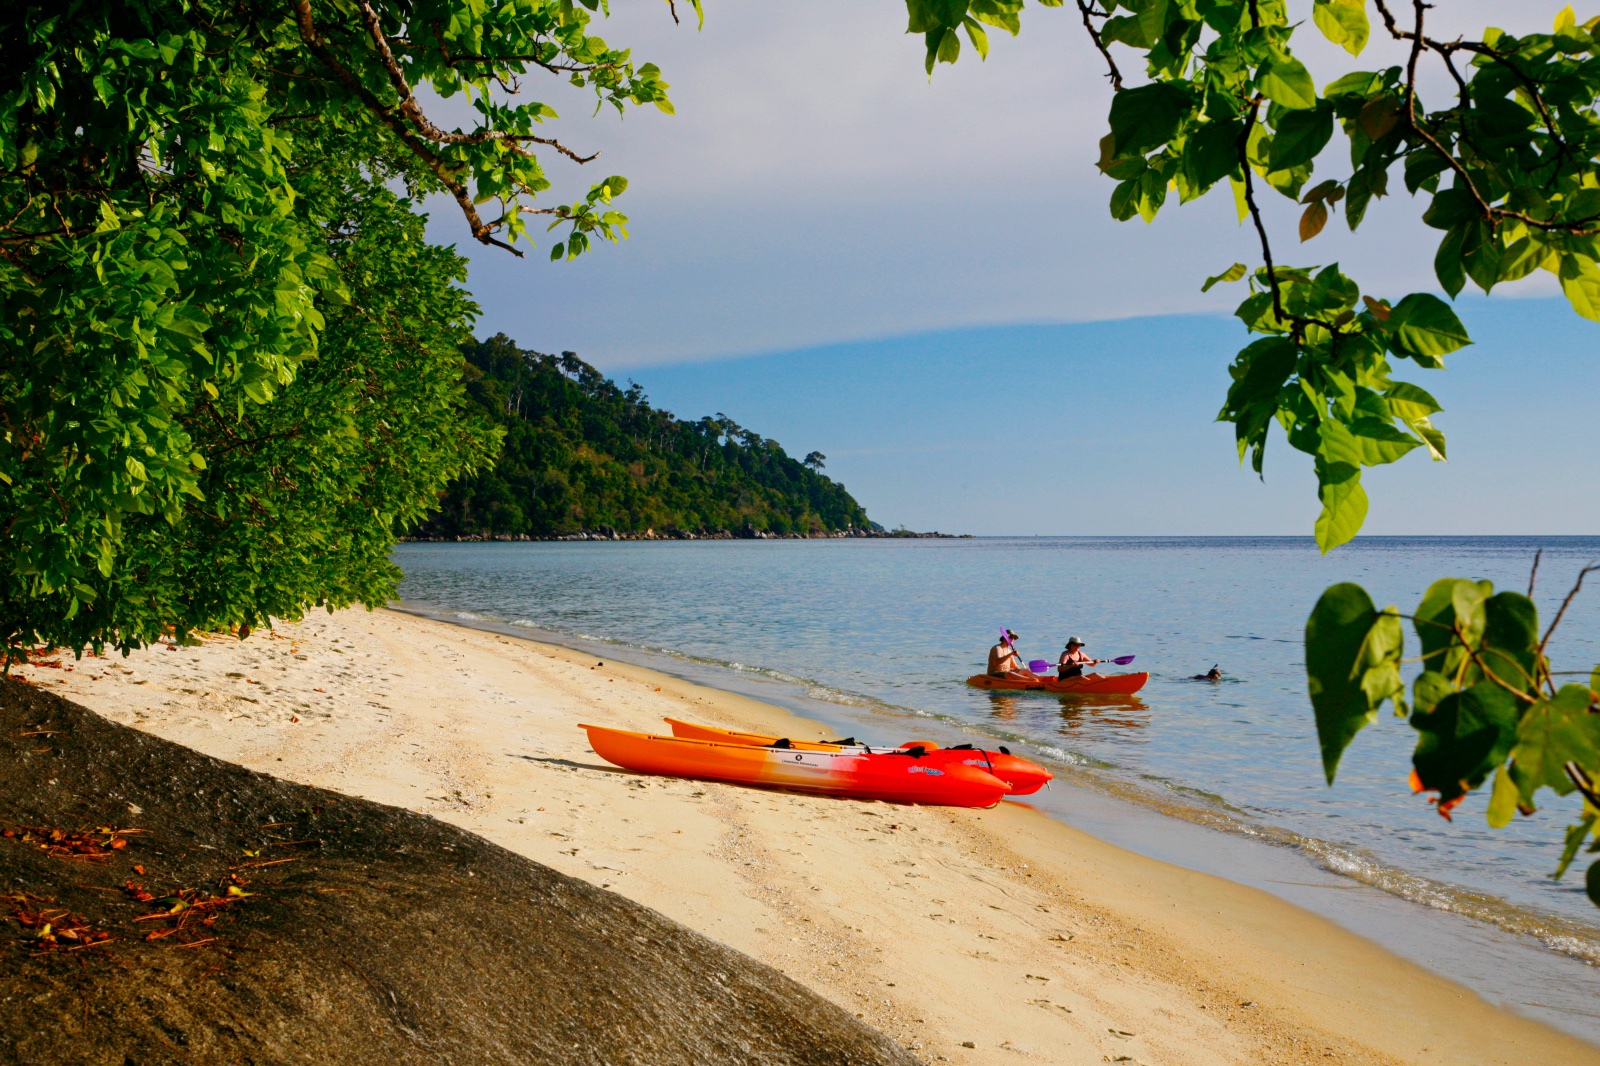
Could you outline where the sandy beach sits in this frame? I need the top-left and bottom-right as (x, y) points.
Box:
(16, 606), (1598, 1066)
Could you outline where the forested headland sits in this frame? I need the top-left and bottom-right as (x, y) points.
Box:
(417, 336), (878, 540)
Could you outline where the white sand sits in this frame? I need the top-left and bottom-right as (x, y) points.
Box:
(19, 606), (1598, 1065)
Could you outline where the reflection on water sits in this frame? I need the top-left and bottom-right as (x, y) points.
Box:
(1056, 694), (1149, 735)
(985, 690), (1150, 736)
(983, 692), (1022, 720)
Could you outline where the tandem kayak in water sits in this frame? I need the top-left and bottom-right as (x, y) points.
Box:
(580, 724), (1010, 807)
(662, 718), (1052, 796)
(965, 671), (1149, 695)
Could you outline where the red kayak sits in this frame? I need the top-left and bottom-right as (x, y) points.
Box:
(966, 671), (1149, 695)
(663, 718), (1052, 795)
(582, 724), (1009, 807)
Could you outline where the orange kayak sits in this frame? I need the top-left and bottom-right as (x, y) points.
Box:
(663, 718), (1052, 796)
(581, 724), (1009, 807)
(966, 671), (1149, 695)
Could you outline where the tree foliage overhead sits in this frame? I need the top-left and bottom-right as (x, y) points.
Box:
(915, 0), (1600, 552)
(421, 336), (875, 538)
(0, 0), (669, 660)
(905, 0), (1600, 905)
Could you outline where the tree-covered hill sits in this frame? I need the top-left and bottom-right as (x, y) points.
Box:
(417, 336), (876, 538)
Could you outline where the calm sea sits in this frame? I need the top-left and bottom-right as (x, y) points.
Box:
(393, 536), (1600, 1036)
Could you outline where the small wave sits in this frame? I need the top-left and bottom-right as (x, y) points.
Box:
(1051, 760), (1600, 966)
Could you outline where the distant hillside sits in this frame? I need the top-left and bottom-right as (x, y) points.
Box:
(417, 335), (876, 538)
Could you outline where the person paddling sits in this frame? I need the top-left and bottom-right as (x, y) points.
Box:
(988, 630), (1038, 681)
(1057, 637), (1099, 679)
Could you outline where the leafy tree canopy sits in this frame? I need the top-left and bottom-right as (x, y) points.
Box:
(1, 0), (668, 660)
(420, 336), (875, 539)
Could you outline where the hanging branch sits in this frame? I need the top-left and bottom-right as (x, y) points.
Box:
(352, 0), (598, 163)
(1538, 563), (1600, 662)
(292, 1), (520, 254)
(1073, 1), (1123, 91)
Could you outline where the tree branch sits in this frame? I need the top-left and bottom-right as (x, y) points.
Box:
(1073, 1), (1123, 91)
(1236, 98), (1295, 336)
(1538, 563), (1600, 662)
(292, 0), (524, 256)
(352, 0), (598, 163)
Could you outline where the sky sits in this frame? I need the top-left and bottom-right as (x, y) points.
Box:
(426, 1), (1597, 535)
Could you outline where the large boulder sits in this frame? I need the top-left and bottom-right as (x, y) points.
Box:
(0, 678), (917, 1066)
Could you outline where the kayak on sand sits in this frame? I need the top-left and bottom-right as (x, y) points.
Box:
(580, 723), (1011, 808)
(966, 671), (1149, 695)
(662, 718), (1052, 796)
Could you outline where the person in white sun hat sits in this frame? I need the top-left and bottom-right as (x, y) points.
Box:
(1056, 637), (1099, 680)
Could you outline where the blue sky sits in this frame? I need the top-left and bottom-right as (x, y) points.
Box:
(626, 300), (1599, 535)
(433, 2), (1596, 534)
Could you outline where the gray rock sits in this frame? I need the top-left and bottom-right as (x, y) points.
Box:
(0, 678), (917, 1066)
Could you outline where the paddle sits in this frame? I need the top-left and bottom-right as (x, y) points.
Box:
(1027, 654), (1136, 672)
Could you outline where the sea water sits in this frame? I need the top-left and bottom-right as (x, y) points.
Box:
(393, 536), (1600, 1037)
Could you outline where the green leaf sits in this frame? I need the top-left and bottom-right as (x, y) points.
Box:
(906, 0), (968, 33)
(1317, 417), (1364, 474)
(1560, 256), (1600, 322)
(1313, 0), (1370, 55)
(1314, 471), (1367, 552)
(1432, 225), (1467, 298)
(1382, 380), (1442, 419)
(1509, 685), (1600, 806)
(1343, 166), (1385, 231)
(1107, 83), (1193, 156)
(1202, 263), (1247, 292)
(1269, 103), (1334, 171)
(963, 17), (990, 59)
(1410, 681), (1520, 803)
(1588, 861), (1600, 908)
(1306, 582), (1404, 783)
(1422, 188), (1478, 232)
(1348, 417), (1419, 465)
(1323, 70), (1385, 98)
(1413, 670), (1453, 715)
(1486, 765), (1518, 829)
(1556, 814), (1597, 880)
(1259, 52), (1318, 110)
(1413, 578), (1481, 676)
(1384, 380), (1447, 461)
(1385, 293), (1471, 358)
(1183, 118), (1245, 191)
(1480, 591), (1540, 695)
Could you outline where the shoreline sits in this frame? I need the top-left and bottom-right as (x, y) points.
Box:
(16, 606), (1599, 1064)
(401, 529), (968, 542)
(392, 602), (1600, 996)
